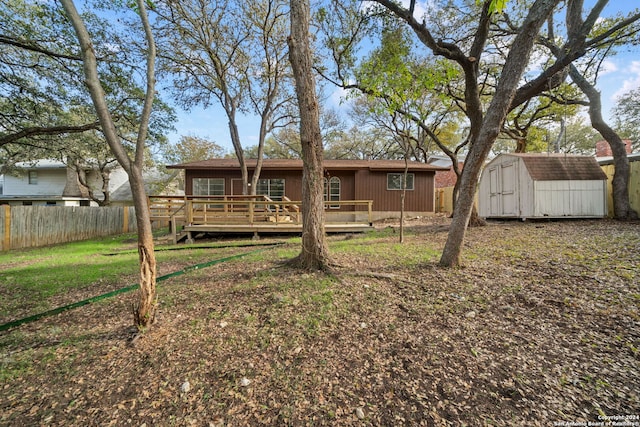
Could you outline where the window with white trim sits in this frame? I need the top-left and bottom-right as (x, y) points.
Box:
(324, 176), (340, 208)
(256, 179), (285, 200)
(193, 178), (224, 196)
(28, 171), (38, 185)
(387, 173), (414, 190)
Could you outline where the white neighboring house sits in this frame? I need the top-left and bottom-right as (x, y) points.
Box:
(0, 159), (177, 206)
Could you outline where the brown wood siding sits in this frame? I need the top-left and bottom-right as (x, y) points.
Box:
(185, 170), (303, 199)
(324, 170), (355, 211)
(184, 170), (238, 195)
(185, 168), (435, 212)
(354, 170), (435, 212)
(257, 170), (302, 199)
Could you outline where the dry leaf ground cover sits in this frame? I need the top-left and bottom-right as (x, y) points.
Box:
(1, 218), (639, 426)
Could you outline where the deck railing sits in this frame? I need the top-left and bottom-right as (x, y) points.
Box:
(149, 195), (373, 227)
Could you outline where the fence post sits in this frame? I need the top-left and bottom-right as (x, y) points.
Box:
(123, 206), (129, 233)
(2, 205), (10, 251)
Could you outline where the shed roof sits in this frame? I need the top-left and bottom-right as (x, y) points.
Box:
(503, 153), (607, 181)
(167, 158), (448, 172)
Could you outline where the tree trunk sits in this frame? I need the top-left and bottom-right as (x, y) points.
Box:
(399, 152), (409, 243)
(288, 0), (330, 270)
(61, 0), (159, 328)
(250, 112), (270, 195)
(227, 114), (250, 195)
(100, 168), (111, 206)
(129, 164), (157, 326)
(568, 65), (638, 220)
(439, 0), (557, 267)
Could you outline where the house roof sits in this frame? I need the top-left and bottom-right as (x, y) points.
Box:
(503, 153), (607, 181)
(110, 168), (183, 202)
(597, 152), (640, 166)
(167, 158), (449, 172)
(14, 159), (67, 169)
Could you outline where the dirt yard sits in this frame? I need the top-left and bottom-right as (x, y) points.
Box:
(1, 218), (639, 426)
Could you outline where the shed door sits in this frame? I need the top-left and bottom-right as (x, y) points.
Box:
(500, 163), (517, 215)
(487, 161), (518, 216)
(489, 167), (500, 215)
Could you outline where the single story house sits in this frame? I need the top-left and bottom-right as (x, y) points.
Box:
(166, 158), (448, 221)
(478, 153), (608, 219)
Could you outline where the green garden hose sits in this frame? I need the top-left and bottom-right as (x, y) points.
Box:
(0, 245), (279, 332)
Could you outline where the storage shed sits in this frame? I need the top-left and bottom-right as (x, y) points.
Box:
(478, 153), (608, 219)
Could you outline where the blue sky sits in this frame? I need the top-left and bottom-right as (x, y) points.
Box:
(164, 1), (640, 155)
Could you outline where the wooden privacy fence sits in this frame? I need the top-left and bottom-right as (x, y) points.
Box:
(1, 205), (137, 251)
(435, 187), (480, 215)
(435, 187), (455, 214)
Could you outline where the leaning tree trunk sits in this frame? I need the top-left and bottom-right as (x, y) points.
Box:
(439, 0), (555, 267)
(61, 0), (159, 328)
(288, 0), (330, 270)
(450, 166), (485, 227)
(569, 65), (638, 220)
(129, 166), (157, 326)
(227, 111), (250, 195)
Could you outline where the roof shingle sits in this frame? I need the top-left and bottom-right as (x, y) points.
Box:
(506, 154), (607, 181)
(167, 158), (448, 171)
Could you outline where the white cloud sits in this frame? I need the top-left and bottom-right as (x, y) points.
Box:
(328, 86), (353, 108)
(598, 59), (618, 76)
(399, 0), (433, 21)
(610, 60), (640, 101)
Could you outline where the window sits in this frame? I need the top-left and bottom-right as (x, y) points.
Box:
(256, 179), (285, 200)
(0, 175), (3, 195)
(28, 171), (38, 185)
(192, 178), (224, 196)
(324, 177), (340, 209)
(193, 178), (225, 209)
(387, 173), (414, 190)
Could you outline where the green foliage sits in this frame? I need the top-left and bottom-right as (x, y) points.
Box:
(162, 135), (226, 164)
(0, 0), (175, 168)
(478, 0), (507, 14)
(500, 82), (588, 153)
(613, 87), (640, 150)
(355, 25), (458, 113)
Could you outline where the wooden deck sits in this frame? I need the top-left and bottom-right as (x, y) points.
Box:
(149, 195), (374, 243)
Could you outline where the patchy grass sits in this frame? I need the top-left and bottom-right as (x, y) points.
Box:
(0, 218), (639, 426)
(0, 234), (136, 290)
(0, 234), (285, 323)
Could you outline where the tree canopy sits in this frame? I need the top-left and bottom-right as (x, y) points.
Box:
(614, 87), (640, 150)
(0, 0), (174, 172)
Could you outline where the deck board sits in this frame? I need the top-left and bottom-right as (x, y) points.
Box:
(183, 223), (373, 234)
(149, 196), (374, 241)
